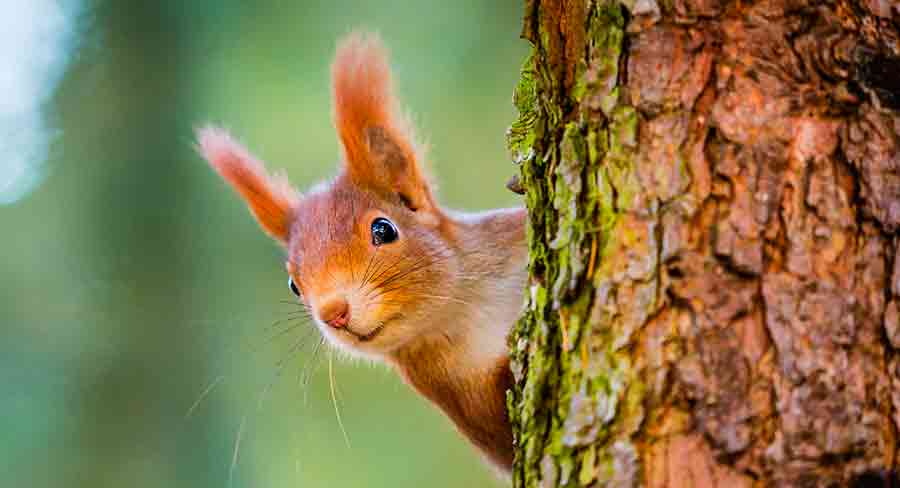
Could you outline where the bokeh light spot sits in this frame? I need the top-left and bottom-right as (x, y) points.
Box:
(0, 0), (82, 205)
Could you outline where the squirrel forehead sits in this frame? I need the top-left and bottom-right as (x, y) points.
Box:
(287, 181), (384, 258)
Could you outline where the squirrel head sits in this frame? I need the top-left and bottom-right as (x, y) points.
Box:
(197, 33), (462, 357)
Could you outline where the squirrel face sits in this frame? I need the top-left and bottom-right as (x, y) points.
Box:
(197, 33), (460, 357)
(284, 180), (459, 356)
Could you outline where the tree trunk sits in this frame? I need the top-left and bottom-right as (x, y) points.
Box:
(506, 0), (900, 486)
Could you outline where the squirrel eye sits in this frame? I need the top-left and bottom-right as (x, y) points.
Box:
(288, 277), (301, 297)
(371, 217), (399, 246)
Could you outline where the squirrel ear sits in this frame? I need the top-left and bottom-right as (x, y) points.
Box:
(196, 127), (297, 243)
(331, 32), (435, 212)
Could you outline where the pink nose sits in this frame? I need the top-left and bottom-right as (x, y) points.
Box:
(319, 297), (350, 329)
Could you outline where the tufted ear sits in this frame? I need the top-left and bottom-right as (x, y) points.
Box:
(331, 32), (436, 213)
(196, 127), (297, 243)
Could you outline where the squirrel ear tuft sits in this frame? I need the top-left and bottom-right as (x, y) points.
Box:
(196, 126), (297, 243)
(331, 32), (435, 212)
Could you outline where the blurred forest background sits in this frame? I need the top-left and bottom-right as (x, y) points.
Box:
(1, 1), (526, 487)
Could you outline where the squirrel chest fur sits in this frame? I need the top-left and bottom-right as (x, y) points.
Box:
(196, 33), (527, 474)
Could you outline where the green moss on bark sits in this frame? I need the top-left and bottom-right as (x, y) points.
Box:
(507, 1), (650, 486)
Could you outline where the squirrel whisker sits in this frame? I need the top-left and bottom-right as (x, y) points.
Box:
(364, 251), (411, 290)
(300, 338), (326, 397)
(231, 321), (313, 486)
(356, 246), (380, 292)
(367, 249), (455, 292)
(262, 321), (316, 348)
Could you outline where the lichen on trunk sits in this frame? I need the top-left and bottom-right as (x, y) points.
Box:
(507, 0), (645, 485)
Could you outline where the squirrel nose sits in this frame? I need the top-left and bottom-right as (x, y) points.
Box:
(319, 297), (350, 329)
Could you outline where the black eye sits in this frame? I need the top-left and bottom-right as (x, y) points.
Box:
(288, 277), (301, 297)
(371, 217), (399, 246)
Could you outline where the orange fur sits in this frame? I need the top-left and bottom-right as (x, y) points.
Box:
(197, 33), (528, 475)
(331, 33), (435, 212)
(196, 127), (297, 242)
(331, 32), (395, 170)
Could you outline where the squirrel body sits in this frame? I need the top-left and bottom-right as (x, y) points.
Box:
(197, 33), (526, 473)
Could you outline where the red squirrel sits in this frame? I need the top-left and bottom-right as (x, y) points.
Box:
(196, 33), (526, 472)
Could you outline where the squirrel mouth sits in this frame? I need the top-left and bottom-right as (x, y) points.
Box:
(343, 313), (403, 342)
(341, 321), (384, 342)
(354, 323), (384, 342)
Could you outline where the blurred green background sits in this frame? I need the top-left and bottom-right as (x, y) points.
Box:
(1, 1), (527, 487)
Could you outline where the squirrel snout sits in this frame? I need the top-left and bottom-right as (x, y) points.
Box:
(318, 297), (351, 329)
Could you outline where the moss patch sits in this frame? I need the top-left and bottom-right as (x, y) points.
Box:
(507, 1), (651, 486)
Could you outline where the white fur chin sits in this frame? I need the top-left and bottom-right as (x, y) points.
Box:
(315, 321), (386, 362)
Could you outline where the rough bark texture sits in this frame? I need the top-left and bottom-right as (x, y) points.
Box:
(506, 0), (900, 486)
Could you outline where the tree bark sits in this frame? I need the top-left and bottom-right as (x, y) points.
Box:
(506, 0), (900, 486)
